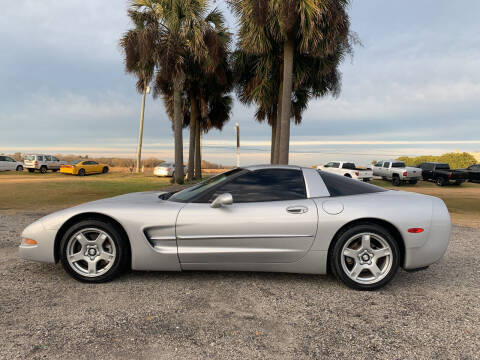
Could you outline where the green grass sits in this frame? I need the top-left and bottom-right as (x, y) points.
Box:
(0, 171), (176, 211)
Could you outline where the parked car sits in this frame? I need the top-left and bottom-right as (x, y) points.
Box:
(417, 162), (469, 186)
(24, 154), (66, 173)
(153, 163), (187, 177)
(0, 155), (24, 171)
(317, 161), (373, 181)
(372, 160), (422, 186)
(456, 164), (480, 183)
(60, 160), (109, 176)
(19, 165), (451, 290)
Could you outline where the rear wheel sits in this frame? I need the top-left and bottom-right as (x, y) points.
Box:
(27, 168), (35, 173)
(409, 179), (418, 185)
(102, 166), (109, 173)
(60, 219), (129, 282)
(16, 165), (23, 171)
(40, 166), (47, 174)
(78, 168), (86, 176)
(330, 223), (400, 290)
(392, 176), (401, 186)
(436, 177), (445, 186)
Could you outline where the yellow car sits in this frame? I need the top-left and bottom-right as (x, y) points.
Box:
(60, 160), (109, 176)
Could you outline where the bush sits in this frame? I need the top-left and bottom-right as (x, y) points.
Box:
(397, 152), (476, 169)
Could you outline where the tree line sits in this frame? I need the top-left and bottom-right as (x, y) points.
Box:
(120, 0), (355, 184)
(397, 152), (477, 170)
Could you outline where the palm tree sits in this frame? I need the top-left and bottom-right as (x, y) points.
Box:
(230, 0), (353, 164)
(120, 9), (157, 172)
(132, 0), (215, 184)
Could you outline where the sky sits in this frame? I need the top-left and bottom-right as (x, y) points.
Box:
(1, 0), (480, 166)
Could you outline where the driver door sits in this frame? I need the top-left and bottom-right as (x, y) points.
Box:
(175, 168), (318, 264)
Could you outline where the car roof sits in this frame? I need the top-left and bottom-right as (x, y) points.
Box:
(243, 164), (303, 171)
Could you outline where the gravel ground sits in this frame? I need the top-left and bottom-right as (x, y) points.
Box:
(0, 213), (479, 359)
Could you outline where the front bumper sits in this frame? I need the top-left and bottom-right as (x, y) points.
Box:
(154, 169), (171, 177)
(19, 219), (56, 264)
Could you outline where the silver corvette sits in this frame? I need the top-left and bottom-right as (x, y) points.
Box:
(19, 165), (451, 290)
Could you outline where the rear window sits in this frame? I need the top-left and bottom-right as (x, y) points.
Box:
(318, 171), (386, 197)
(436, 163), (450, 170)
(342, 163), (356, 169)
(25, 155), (35, 161)
(391, 162), (405, 168)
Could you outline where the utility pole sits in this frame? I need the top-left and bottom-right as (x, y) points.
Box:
(235, 123), (240, 167)
(136, 84), (150, 173)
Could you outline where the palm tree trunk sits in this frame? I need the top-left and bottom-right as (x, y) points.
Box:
(278, 34), (294, 165)
(194, 120), (202, 179)
(270, 117), (276, 164)
(274, 77), (283, 164)
(173, 76), (184, 184)
(136, 83), (147, 173)
(188, 96), (199, 180)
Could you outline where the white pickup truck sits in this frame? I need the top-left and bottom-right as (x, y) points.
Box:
(317, 161), (373, 182)
(372, 160), (422, 186)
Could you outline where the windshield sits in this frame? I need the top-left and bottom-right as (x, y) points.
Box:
(169, 168), (243, 202)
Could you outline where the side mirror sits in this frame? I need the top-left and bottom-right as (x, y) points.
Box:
(210, 193), (233, 208)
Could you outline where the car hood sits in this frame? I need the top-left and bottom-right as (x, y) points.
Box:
(38, 191), (183, 231)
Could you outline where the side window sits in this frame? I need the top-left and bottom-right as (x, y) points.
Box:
(383, 162), (390, 168)
(52, 156), (59, 161)
(332, 162), (340, 168)
(324, 162), (333, 168)
(0, 156), (5, 161)
(375, 161), (383, 167)
(5, 157), (14, 162)
(91, 161), (98, 165)
(203, 169), (306, 203)
(45, 155), (52, 161)
(37, 156), (43, 161)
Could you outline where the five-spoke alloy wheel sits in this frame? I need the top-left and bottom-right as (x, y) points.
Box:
(331, 223), (400, 290)
(60, 220), (128, 282)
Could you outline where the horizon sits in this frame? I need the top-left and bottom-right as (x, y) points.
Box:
(1, 0), (480, 166)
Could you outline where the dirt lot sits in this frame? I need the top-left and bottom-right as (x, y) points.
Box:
(1, 212), (479, 359)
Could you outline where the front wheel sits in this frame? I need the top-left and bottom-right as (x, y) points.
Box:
(436, 177), (445, 186)
(102, 166), (109, 173)
(330, 223), (400, 290)
(40, 166), (47, 174)
(78, 168), (85, 176)
(392, 177), (401, 186)
(16, 165), (23, 171)
(60, 220), (129, 282)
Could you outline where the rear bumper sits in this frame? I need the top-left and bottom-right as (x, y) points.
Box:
(403, 198), (451, 269)
(60, 168), (75, 174)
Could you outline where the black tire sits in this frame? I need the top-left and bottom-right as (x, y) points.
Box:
(382, 176), (387, 181)
(59, 219), (129, 283)
(436, 177), (445, 186)
(409, 179), (418, 185)
(102, 166), (109, 174)
(52, 169), (58, 172)
(78, 168), (86, 177)
(392, 176), (401, 186)
(344, 174), (352, 178)
(330, 223), (400, 291)
(454, 180), (463, 185)
(16, 165), (23, 171)
(27, 168), (35, 173)
(40, 166), (47, 174)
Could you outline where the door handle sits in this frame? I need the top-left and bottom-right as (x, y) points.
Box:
(286, 206), (308, 214)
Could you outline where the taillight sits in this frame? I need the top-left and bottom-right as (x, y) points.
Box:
(355, 172), (359, 176)
(403, 171), (407, 176)
(34, 161), (38, 165)
(167, 168), (171, 171)
(448, 173), (452, 178)
(408, 228), (424, 233)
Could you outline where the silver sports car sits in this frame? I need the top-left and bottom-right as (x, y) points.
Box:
(19, 165), (451, 290)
